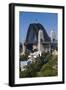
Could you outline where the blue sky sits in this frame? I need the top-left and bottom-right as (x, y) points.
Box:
(19, 12), (58, 43)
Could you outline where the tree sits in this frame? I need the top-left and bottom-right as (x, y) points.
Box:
(19, 42), (22, 53)
(38, 64), (57, 77)
(20, 52), (58, 78)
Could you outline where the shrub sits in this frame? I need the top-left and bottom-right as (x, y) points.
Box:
(20, 52), (29, 61)
(19, 52), (58, 77)
(40, 64), (58, 76)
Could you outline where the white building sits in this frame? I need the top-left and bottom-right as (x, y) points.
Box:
(20, 61), (27, 71)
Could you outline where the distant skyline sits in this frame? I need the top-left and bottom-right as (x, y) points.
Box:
(19, 12), (58, 43)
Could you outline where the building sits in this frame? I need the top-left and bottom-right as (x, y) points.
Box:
(50, 30), (57, 43)
(50, 30), (58, 51)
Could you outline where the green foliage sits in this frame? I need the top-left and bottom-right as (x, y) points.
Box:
(20, 52), (58, 78)
(19, 43), (22, 53)
(20, 52), (29, 61)
(39, 64), (57, 76)
(48, 55), (58, 66)
(20, 70), (31, 78)
(20, 55), (28, 61)
(20, 64), (37, 78)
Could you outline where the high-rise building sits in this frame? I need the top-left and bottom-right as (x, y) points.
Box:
(50, 30), (56, 42)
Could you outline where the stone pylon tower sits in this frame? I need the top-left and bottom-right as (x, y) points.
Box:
(38, 29), (44, 55)
(22, 43), (25, 54)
